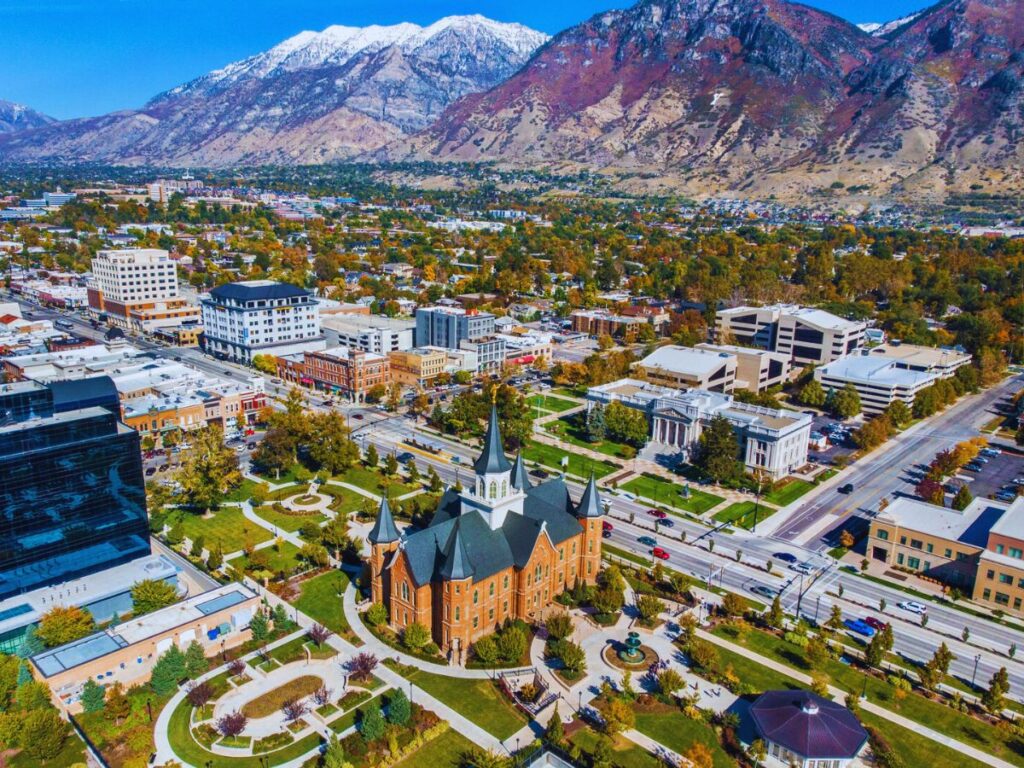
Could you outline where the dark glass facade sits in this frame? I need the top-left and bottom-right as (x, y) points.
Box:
(0, 380), (150, 600)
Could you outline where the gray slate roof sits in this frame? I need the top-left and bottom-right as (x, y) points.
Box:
(398, 476), (587, 587)
(368, 497), (401, 544)
(474, 405), (512, 475)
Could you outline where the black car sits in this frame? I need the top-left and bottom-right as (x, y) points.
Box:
(838, 483), (854, 494)
(773, 552), (798, 563)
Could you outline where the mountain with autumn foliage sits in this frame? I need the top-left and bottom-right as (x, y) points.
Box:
(401, 0), (1024, 200)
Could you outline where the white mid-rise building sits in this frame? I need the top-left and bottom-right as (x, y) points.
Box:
(814, 344), (972, 415)
(716, 304), (865, 366)
(320, 313), (415, 354)
(90, 248), (179, 304)
(636, 345), (737, 392)
(200, 280), (325, 364)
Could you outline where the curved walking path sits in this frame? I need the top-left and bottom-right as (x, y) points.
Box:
(699, 627), (1017, 768)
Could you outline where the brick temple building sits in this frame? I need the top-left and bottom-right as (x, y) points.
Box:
(368, 406), (605, 661)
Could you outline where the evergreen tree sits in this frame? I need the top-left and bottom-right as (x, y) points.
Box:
(206, 543), (223, 571)
(17, 625), (43, 659)
(951, 485), (973, 511)
(184, 641), (209, 678)
(386, 687), (410, 726)
(250, 611), (269, 644)
(322, 734), (348, 768)
(273, 603), (290, 629)
(359, 701), (386, 742)
(545, 703), (565, 746)
(151, 646), (187, 696)
(365, 443), (379, 468)
(586, 404), (607, 443)
(384, 452), (398, 477)
(696, 415), (740, 483)
(81, 678), (106, 713)
(767, 596), (784, 629)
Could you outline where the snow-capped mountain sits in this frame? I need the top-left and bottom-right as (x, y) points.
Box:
(0, 15), (547, 165)
(857, 11), (924, 37)
(0, 100), (54, 134)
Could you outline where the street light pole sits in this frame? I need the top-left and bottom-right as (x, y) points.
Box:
(971, 653), (982, 689)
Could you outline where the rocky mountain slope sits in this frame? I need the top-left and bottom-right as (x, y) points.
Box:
(0, 15), (547, 165)
(402, 0), (1024, 201)
(0, 100), (54, 134)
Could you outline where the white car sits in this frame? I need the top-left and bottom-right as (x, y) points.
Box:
(790, 562), (814, 575)
(897, 600), (928, 615)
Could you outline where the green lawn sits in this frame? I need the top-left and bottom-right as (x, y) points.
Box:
(551, 387), (587, 399)
(242, 675), (324, 718)
(763, 478), (815, 506)
(167, 506), (272, 553)
(603, 543), (653, 568)
(544, 414), (636, 459)
(711, 624), (1023, 766)
(224, 477), (265, 503)
(860, 711), (989, 768)
(294, 569), (358, 643)
(522, 439), (620, 479)
(700, 635), (988, 768)
(621, 474), (723, 514)
(327, 691), (388, 734)
(168, 698), (321, 767)
(254, 462), (306, 484)
(7, 732), (88, 768)
(570, 729), (662, 768)
(253, 504), (326, 533)
(228, 540), (302, 574)
(633, 708), (733, 768)
(336, 465), (419, 498)
(385, 665), (528, 740)
(527, 394), (579, 414)
(393, 728), (478, 768)
(712, 501), (778, 530)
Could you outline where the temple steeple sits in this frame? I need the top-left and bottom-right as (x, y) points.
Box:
(510, 452), (531, 491)
(575, 473), (604, 518)
(368, 496), (401, 544)
(474, 404), (512, 476)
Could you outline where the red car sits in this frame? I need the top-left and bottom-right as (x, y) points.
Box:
(602, 521), (614, 532)
(652, 547), (670, 561)
(864, 616), (888, 632)
(648, 509), (668, 519)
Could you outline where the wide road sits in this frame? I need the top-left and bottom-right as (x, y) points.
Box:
(772, 373), (1023, 548)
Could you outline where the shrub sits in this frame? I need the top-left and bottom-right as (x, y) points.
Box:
(473, 636), (499, 665)
(402, 622), (431, 650)
(546, 613), (573, 641)
(386, 687), (411, 726)
(217, 711), (247, 738)
(365, 603), (388, 627)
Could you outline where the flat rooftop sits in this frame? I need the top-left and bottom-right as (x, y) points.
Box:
(321, 313), (414, 332)
(31, 584), (256, 677)
(817, 356), (936, 388)
(0, 554), (176, 636)
(877, 496), (1009, 547)
(788, 306), (864, 332)
(867, 344), (971, 369)
(639, 345), (734, 377)
(987, 497), (1024, 540)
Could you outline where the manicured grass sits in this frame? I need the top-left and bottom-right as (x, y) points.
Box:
(7, 732), (88, 767)
(712, 623), (1024, 766)
(253, 504), (326, 533)
(386, 665), (528, 740)
(266, 634), (335, 665)
(551, 387), (587, 399)
(224, 477), (265, 503)
(327, 691), (387, 734)
(167, 506), (272, 553)
(603, 543), (653, 568)
(527, 394), (579, 413)
(242, 676), (325, 718)
(168, 698), (322, 767)
(860, 710), (989, 768)
(763, 478), (815, 506)
(228, 540), (302, 574)
(570, 728), (662, 768)
(294, 569), (357, 642)
(621, 474), (723, 514)
(544, 414), (636, 459)
(393, 728), (477, 768)
(254, 463), (305, 484)
(522, 439), (620, 479)
(633, 708), (733, 768)
(336, 465), (419, 498)
(712, 501), (777, 530)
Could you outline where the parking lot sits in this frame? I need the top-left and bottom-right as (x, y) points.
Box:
(807, 414), (859, 465)
(957, 445), (1024, 500)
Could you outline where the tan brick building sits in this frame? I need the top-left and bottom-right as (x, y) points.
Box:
(973, 498), (1024, 615)
(389, 348), (447, 387)
(369, 406), (604, 661)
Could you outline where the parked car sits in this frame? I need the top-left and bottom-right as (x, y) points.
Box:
(145, 467), (156, 476)
(773, 552), (798, 564)
(602, 521), (614, 532)
(965, 463), (983, 472)
(897, 600), (928, 615)
(844, 618), (876, 637)
(838, 483), (855, 494)
(864, 617), (888, 632)
(602, 530), (612, 539)
(638, 536), (657, 547)
(648, 509), (668, 519)
(652, 547), (670, 561)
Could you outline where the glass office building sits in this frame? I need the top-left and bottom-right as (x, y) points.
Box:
(0, 378), (151, 600)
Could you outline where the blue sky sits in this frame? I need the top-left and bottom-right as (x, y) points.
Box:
(3, 0), (928, 120)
